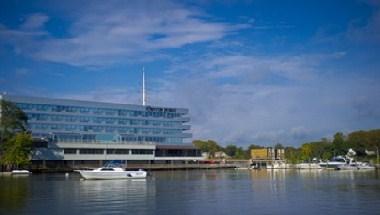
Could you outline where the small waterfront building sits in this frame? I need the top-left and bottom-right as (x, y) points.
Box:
(251, 148), (284, 160)
(0, 94), (202, 168)
(250, 148), (286, 169)
(214, 151), (229, 159)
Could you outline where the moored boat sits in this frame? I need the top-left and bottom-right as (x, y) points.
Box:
(357, 162), (376, 170)
(11, 170), (31, 175)
(78, 167), (147, 180)
(296, 163), (322, 169)
(319, 156), (347, 169)
(336, 164), (359, 170)
(336, 162), (376, 170)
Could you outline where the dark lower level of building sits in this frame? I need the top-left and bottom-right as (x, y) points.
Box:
(29, 160), (236, 172)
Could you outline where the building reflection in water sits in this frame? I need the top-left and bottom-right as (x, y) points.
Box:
(250, 169), (287, 195)
(1, 170), (380, 215)
(78, 178), (153, 214)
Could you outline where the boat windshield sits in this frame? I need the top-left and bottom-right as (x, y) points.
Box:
(331, 157), (346, 162)
(103, 160), (124, 168)
(100, 168), (115, 171)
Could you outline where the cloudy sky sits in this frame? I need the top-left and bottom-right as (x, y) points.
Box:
(1, 0), (380, 146)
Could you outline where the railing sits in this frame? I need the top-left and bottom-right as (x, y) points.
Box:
(55, 141), (157, 145)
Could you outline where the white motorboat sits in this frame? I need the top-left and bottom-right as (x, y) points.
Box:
(319, 156), (347, 169)
(321, 149), (376, 171)
(336, 164), (359, 170)
(11, 170), (31, 175)
(336, 162), (376, 170)
(78, 167), (147, 180)
(296, 163), (322, 169)
(357, 162), (376, 170)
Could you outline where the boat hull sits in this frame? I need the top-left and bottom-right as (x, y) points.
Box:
(319, 162), (346, 169)
(11, 170), (31, 175)
(79, 170), (147, 180)
(296, 163), (322, 169)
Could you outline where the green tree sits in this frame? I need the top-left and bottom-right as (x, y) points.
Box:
(332, 132), (348, 156)
(192, 140), (222, 158)
(0, 100), (30, 171)
(367, 129), (380, 163)
(234, 147), (247, 159)
(321, 151), (333, 160)
(300, 143), (313, 161)
(347, 130), (368, 156)
(285, 146), (301, 164)
(224, 144), (238, 157)
(0, 100), (28, 144)
(1, 132), (32, 170)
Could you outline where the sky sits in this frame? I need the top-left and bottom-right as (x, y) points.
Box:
(1, 0), (380, 147)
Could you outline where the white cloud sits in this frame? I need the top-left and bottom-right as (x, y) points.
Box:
(2, 0), (379, 147)
(0, 0), (249, 67)
(48, 52), (380, 146)
(148, 54), (380, 146)
(20, 13), (49, 30)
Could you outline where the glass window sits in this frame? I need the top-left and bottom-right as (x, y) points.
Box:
(131, 149), (153, 155)
(152, 121), (161, 126)
(106, 149), (130, 154)
(96, 133), (114, 142)
(105, 110), (116, 115)
(79, 149), (104, 154)
(64, 149), (77, 154)
(105, 118), (115, 124)
(93, 108), (104, 115)
(131, 120), (139, 125)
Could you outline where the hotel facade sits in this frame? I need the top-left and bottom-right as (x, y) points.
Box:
(0, 94), (202, 168)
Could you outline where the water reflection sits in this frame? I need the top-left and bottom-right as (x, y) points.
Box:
(1, 170), (380, 215)
(77, 179), (152, 215)
(0, 175), (29, 213)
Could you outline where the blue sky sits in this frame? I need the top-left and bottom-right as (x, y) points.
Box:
(1, 0), (380, 146)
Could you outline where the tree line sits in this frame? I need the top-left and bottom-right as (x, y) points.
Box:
(193, 129), (380, 163)
(285, 130), (380, 163)
(193, 139), (283, 159)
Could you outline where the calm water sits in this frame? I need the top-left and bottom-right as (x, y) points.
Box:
(1, 169), (380, 215)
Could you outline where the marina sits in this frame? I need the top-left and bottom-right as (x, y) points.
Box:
(1, 1), (380, 214)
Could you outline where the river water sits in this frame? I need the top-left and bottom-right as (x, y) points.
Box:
(1, 169), (380, 215)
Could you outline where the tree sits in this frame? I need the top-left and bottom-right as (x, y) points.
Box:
(192, 140), (222, 158)
(0, 100), (28, 145)
(321, 151), (333, 160)
(234, 147), (247, 159)
(224, 144), (238, 157)
(367, 129), (380, 164)
(0, 100), (30, 171)
(285, 146), (301, 164)
(332, 132), (348, 156)
(300, 143), (313, 161)
(1, 132), (32, 170)
(347, 130), (368, 156)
